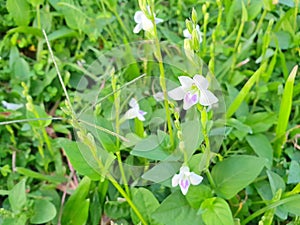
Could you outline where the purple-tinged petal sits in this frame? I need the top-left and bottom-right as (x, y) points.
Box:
(178, 76), (194, 89)
(189, 172), (203, 185)
(179, 177), (190, 195)
(193, 75), (209, 90)
(129, 98), (138, 108)
(137, 110), (146, 121)
(183, 92), (198, 110)
(199, 89), (218, 106)
(155, 17), (163, 24)
(168, 87), (185, 100)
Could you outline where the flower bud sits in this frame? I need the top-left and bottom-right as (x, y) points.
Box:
(185, 19), (193, 34)
(191, 8), (198, 24)
(192, 29), (200, 51)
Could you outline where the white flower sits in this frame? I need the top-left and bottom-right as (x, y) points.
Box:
(168, 75), (218, 110)
(172, 166), (203, 195)
(133, 6), (163, 33)
(2, 100), (23, 110)
(183, 25), (203, 43)
(124, 98), (147, 121)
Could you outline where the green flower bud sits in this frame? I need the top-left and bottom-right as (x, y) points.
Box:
(185, 19), (193, 34)
(191, 8), (198, 24)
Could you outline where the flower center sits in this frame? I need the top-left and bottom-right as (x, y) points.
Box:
(180, 179), (189, 189)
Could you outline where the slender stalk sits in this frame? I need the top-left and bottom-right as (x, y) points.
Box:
(107, 174), (148, 225)
(150, 9), (174, 147)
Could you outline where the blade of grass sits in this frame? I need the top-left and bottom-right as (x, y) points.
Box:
(274, 65), (298, 158)
(226, 63), (267, 119)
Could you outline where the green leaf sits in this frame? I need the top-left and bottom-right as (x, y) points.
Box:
(246, 134), (273, 169)
(274, 65), (298, 158)
(12, 57), (30, 81)
(16, 167), (67, 183)
(142, 161), (181, 183)
(186, 185), (213, 209)
(104, 201), (130, 220)
(282, 195), (300, 216)
(131, 188), (162, 225)
(245, 112), (277, 133)
(62, 177), (91, 225)
(226, 64), (266, 118)
(26, 105), (52, 127)
(200, 197), (234, 225)
(152, 191), (204, 225)
(212, 155), (266, 199)
(182, 120), (203, 158)
(30, 199), (56, 224)
(287, 161), (300, 184)
(57, 138), (101, 180)
(267, 170), (286, 195)
(6, 0), (30, 26)
(8, 179), (26, 212)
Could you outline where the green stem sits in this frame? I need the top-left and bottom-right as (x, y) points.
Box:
(108, 175), (148, 225)
(151, 11), (174, 147)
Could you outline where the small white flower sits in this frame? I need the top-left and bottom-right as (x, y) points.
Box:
(2, 100), (23, 110)
(124, 98), (147, 121)
(168, 75), (218, 110)
(172, 166), (203, 195)
(183, 24), (203, 43)
(133, 6), (163, 33)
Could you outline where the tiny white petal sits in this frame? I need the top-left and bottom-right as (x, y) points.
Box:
(2, 101), (23, 110)
(193, 75), (209, 90)
(133, 23), (143, 33)
(155, 17), (163, 24)
(137, 110), (146, 121)
(168, 87), (185, 100)
(199, 89), (218, 106)
(172, 174), (180, 187)
(134, 11), (144, 23)
(183, 29), (192, 39)
(129, 98), (138, 108)
(189, 172), (203, 185)
(124, 108), (138, 120)
(180, 166), (190, 174)
(183, 92), (198, 110)
(178, 76), (194, 89)
(141, 18), (153, 31)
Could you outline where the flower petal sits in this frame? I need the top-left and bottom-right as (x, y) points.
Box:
(141, 18), (153, 31)
(129, 98), (138, 108)
(180, 166), (190, 174)
(189, 172), (203, 185)
(193, 75), (209, 90)
(2, 101), (23, 110)
(133, 23), (143, 33)
(134, 11), (144, 23)
(168, 87), (185, 100)
(172, 174), (180, 187)
(155, 17), (163, 24)
(178, 76), (194, 89)
(183, 28), (192, 39)
(137, 110), (146, 121)
(124, 108), (138, 120)
(183, 92), (198, 110)
(199, 89), (218, 106)
(179, 177), (190, 195)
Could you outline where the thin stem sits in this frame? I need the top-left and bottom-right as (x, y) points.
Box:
(42, 30), (75, 116)
(151, 9), (174, 147)
(107, 175), (148, 225)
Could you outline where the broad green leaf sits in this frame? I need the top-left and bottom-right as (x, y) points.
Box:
(226, 63), (266, 118)
(142, 161), (181, 183)
(245, 112), (277, 133)
(186, 185), (213, 209)
(267, 170), (286, 195)
(57, 138), (101, 180)
(16, 167), (67, 183)
(131, 188), (162, 225)
(200, 197), (234, 225)
(274, 65), (298, 157)
(12, 57), (30, 81)
(9, 179), (26, 212)
(212, 155), (266, 199)
(182, 120), (203, 159)
(104, 201), (130, 220)
(28, 0), (44, 7)
(47, 27), (77, 41)
(282, 195), (300, 216)
(152, 191), (204, 225)
(287, 161), (300, 184)
(7, 27), (43, 37)
(30, 199), (56, 224)
(246, 134), (273, 169)
(62, 177), (91, 225)
(6, 0), (30, 26)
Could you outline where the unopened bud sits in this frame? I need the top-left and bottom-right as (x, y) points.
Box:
(185, 19), (193, 33)
(191, 8), (198, 23)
